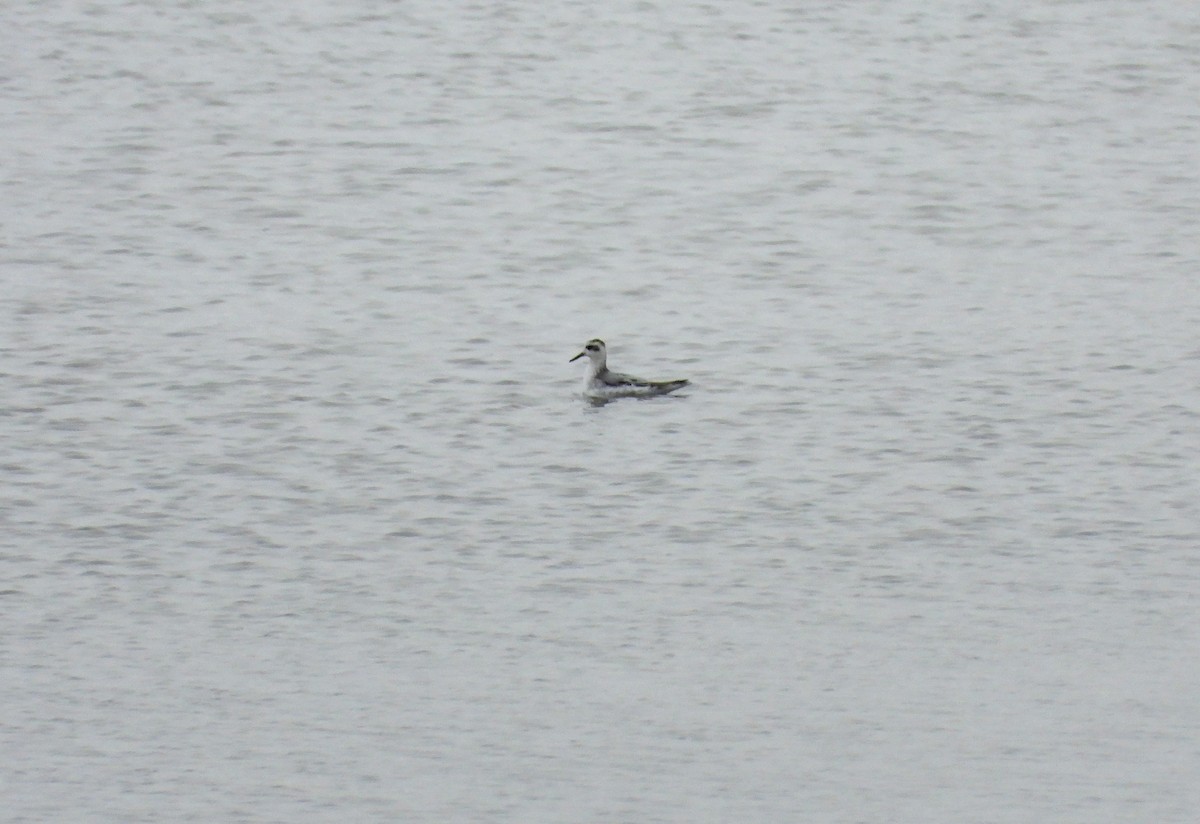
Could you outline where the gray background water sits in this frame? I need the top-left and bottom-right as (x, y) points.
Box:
(3, 1), (1198, 821)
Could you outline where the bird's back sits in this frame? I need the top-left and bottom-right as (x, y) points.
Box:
(594, 368), (688, 397)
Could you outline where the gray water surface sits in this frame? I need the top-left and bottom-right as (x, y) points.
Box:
(4, 1), (1199, 822)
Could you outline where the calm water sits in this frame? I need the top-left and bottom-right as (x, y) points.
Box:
(3, 1), (1199, 821)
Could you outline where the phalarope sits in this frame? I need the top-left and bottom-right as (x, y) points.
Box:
(569, 339), (689, 399)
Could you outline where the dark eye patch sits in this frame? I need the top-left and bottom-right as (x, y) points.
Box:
(586, 344), (599, 351)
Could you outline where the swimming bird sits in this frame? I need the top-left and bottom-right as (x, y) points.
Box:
(569, 338), (689, 399)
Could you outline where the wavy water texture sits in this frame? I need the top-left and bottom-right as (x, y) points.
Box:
(3, 1), (1199, 822)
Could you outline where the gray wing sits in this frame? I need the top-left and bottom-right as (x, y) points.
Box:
(600, 369), (689, 393)
(599, 368), (651, 387)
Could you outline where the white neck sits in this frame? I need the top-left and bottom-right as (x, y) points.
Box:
(585, 355), (605, 380)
